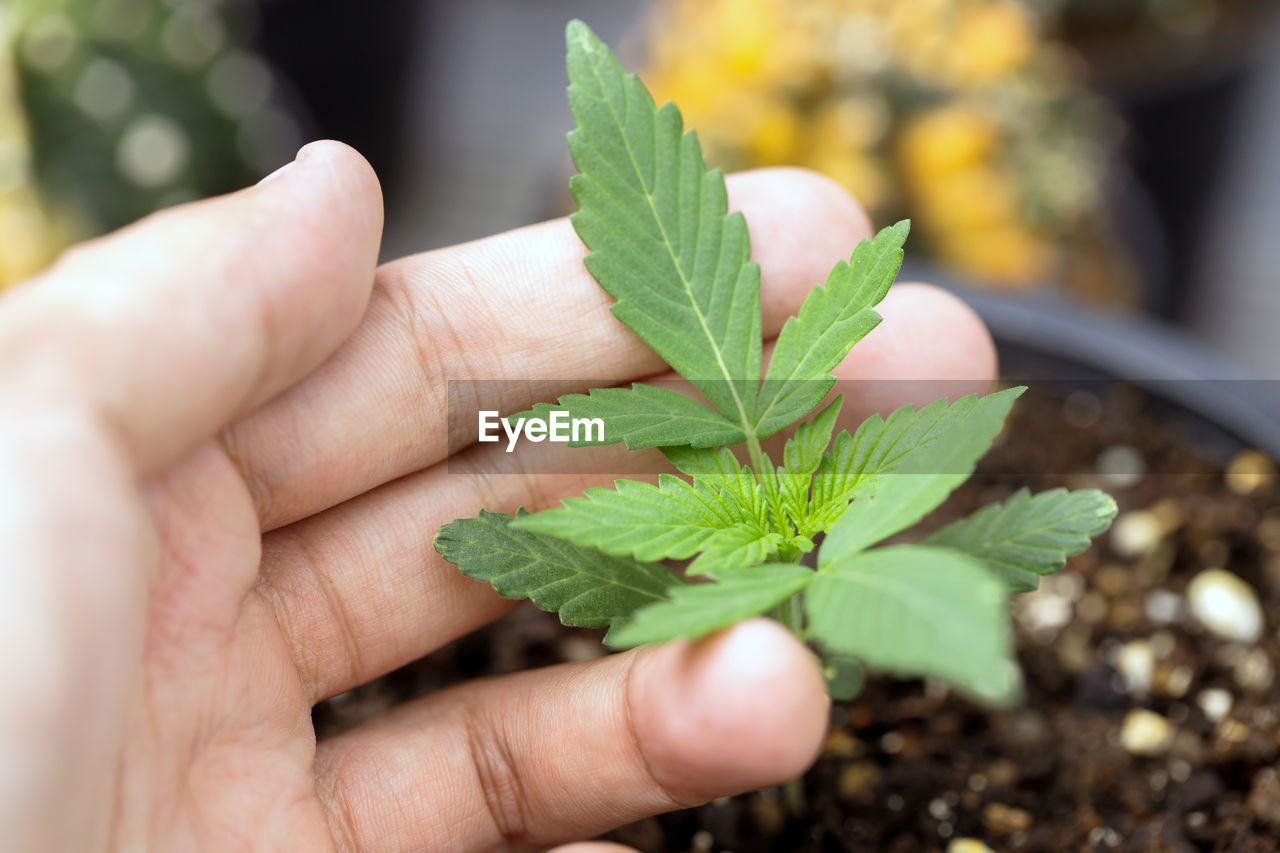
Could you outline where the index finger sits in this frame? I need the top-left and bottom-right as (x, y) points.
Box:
(222, 168), (873, 530)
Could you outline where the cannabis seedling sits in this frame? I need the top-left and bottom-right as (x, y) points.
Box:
(435, 21), (1117, 705)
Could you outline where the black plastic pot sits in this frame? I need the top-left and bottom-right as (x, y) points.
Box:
(1100, 160), (1171, 314)
(1116, 64), (1258, 321)
(1058, 6), (1280, 320)
(942, 281), (1280, 460)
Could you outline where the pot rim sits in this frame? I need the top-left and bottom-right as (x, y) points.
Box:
(919, 274), (1280, 460)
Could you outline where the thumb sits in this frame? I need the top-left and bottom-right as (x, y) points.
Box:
(0, 140), (383, 476)
(313, 618), (830, 849)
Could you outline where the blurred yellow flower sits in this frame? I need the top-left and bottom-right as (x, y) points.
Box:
(645, 57), (727, 123)
(716, 0), (777, 79)
(916, 167), (1020, 233)
(949, 2), (1035, 85)
(937, 223), (1056, 286)
(743, 94), (801, 165)
(0, 190), (67, 288)
(642, 0), (1120, 298)
(811, 95), (890, 152)
(1, 6), (66, 292)
(808, 147), (891, 211)
(899, 106), (1000, 184)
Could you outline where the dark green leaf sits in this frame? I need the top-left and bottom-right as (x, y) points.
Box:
(513, 383), (744, 449)
(608, 563), (814, 647)
(784, 394), (844, 478)
(662, 445), (746, 483)
(924, 488), (1118, 592)
(818, 388), (1024, 564)
(752, 222), (908, 437)
(435, 510), (684, 642)
(566, 20), (761, 434)
(511, 475), (776, 573)
(808, 545), (1019, 704)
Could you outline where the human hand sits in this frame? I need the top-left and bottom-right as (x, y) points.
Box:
(0, 141), (994, 851)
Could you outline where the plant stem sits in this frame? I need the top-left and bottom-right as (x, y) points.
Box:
(757, 480), (812, 817)
(745, 432), (767, 480)
(777, 590), (809, 815)
(777, 590), (804, 636)
(783, 776), (807, 817)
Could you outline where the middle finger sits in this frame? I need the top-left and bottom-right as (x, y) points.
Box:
(221, 168), (872, 531)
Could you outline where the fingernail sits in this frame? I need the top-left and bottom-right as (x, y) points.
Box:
(254, 139), (335, 184)
(256, 141), (325, 186)
(295, 141), (326, 161)
(256, 159), (296, 187)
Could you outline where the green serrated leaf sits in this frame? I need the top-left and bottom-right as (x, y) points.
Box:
(566, 20), (761, 437)
(662, 444), (746, 483)
(924, 488), (1118, 592)
(753, 448), (788, 535)
(435, 510), (684, 641)
(608, 563), (814, 648)
(695, 527), (790, 575)
(511, 474), (775, 572)
(779, 395), (844, 530)
(807, 545), (1019, 704)
(752, 222), (909, 437)
(512, 383), (745, 449)
(778, 473), (809, 536)
(811, 397), (966, 522)
(661, 446), (811, 566)
(784, 394), (844, 478)
(818, 388), (1025, 564)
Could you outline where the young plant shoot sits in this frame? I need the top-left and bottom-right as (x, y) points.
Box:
(434, 21), (1117, 705)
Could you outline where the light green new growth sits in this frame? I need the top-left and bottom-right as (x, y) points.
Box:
(433, 20), (1118, 705)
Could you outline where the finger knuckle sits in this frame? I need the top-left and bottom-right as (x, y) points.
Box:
(461, 701), (532, 845)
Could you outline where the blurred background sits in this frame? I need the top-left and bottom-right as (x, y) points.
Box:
(9, 5), (1280, 849)
(0, 0), (1277, 371)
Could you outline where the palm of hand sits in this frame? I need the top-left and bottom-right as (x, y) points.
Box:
(116, 445), (328, 849)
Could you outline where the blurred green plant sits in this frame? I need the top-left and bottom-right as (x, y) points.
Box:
(1, 0), (300, 289)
